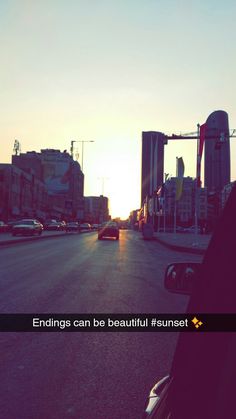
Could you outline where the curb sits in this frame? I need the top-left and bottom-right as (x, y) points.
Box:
(154, 236), (206, 255)
(0, 230), (94, 247)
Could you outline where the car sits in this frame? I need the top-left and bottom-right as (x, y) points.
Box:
(7, 220), (20, 231)
(143, 184), (236, 419)
(79, 223), (92, 231)
(65, 222), (79, 232)
(98, 221), (119, 240)
(12, 219), (44, 236)
(58, 221), (66, 231)
(0, 221), (9, 233)
(45, 221), (61, 231)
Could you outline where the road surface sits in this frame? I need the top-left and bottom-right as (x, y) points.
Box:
(0, 230), (203, 419)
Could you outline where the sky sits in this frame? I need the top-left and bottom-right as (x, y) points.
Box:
(1, 0), (236, 218)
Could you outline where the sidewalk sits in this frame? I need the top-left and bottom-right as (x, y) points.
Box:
(153, 232), (211, 255)
(0, 230), (94, 246)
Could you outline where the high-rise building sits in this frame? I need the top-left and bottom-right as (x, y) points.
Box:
(141, 131), (167, 206)
(204, 110), (230, 192)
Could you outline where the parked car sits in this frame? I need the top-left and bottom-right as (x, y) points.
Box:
(45, 221), (61, 231)
(44, 219), (57, 230)
(7, 220), (20, 231)
(12, 219), (44, 236)
(0, 221), (9, 233)
(143, 184), (236, 418)
(58, 221), (66, 231)
(79, 223), (92, 231)
(98, 221), (119, 240)
(65, 222), (79, 232)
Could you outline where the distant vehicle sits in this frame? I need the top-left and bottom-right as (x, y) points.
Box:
(79, 223), (92, 231)
(45, 221), (61, 231)
(7, 220), (20, 231)
(58, 221), (66, 231)
(44, 219), (57, 230)
(91, 224), (99, 230)
(119, 222), (129, 230)
(65, 222), (79, 232)
(98, 222), (119, 240)
(0, 221), (9, 233)
(12, 219), (43, 236)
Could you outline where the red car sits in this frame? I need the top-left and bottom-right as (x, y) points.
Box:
(98, 222), (119, 240)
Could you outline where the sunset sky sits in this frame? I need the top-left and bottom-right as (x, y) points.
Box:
(1, 0), (236, 218)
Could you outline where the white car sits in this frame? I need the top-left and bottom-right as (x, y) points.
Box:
(12, 219), (43, 236)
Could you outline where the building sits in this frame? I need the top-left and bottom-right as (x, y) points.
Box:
(12, 149), (84, 219)
(221, 181), (236, 210)
(204, 110), (230, 193)
(129, 209), (139, 229)
(0, 164), (47, 220)
(141, 131), (167, 207)
(84, 196), (109, 223)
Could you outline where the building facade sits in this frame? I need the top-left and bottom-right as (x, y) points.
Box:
(221, 181), (236, 210)
(12, 149), (84, 220)
(0, 164), (48, 221)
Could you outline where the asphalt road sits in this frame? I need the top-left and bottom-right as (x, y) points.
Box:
(0, 230), (203, 419)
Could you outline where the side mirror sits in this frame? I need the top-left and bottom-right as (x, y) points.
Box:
(164, 262), (201, 295)
(143, 376), (171, 418)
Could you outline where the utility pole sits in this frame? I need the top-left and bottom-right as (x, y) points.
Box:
(163, 173), (169, 233)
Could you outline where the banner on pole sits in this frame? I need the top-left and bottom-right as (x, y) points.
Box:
(196, 123), (206, 187)
(176, 157), (185, 201)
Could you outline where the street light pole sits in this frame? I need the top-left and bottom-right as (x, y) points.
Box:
(70, 140), (94, 172)
(98, 177), (109, 195)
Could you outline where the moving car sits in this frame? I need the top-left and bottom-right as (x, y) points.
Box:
(143, 184), (236, 419)
(12, 219), (44, 236)
(98, 221), (119, 240)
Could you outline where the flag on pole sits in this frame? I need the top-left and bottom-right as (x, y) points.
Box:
(156, 184), (165, 212)
(176, 157), (185, 201)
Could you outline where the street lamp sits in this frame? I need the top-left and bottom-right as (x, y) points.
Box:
(70, 140), (95, 172)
